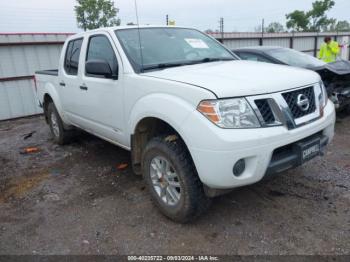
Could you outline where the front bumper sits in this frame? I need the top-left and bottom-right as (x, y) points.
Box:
(181, 102), (336, 189)
(264, 132), (328, 177)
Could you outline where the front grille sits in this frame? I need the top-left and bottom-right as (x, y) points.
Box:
(255, 99), (275, 124)
(282, 86), (316, 119)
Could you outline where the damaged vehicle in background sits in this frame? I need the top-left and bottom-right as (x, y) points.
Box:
(233, 46), (350, 112)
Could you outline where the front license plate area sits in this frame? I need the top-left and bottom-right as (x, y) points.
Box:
(295, 138), (321, 164)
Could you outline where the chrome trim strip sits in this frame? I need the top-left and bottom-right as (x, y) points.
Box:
(247, 84), (321, 130)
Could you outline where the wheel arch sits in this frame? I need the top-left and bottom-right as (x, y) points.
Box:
(131, 117), (195, 176)
(43, 93), (53, 123)
(42, 90), (71, 129)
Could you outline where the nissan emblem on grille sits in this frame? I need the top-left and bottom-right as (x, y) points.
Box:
(296, 94), (310, 112)
(282, 86), (316, 119)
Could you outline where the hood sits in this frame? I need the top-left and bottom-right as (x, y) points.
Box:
(312, 60), (350, 90)
(325, 60), (350, 75)
(142, 60), (320, 98)
(312, 60), (350, 75)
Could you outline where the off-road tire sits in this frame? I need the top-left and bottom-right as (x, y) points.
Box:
(142, 136), (211, 223)
(47, 102), (72, 145)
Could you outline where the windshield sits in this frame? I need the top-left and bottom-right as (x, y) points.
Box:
(265, 48), (326, 68)
(115, 28), (236, 72)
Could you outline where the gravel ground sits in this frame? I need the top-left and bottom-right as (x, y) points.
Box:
(0, 115), (349, 255)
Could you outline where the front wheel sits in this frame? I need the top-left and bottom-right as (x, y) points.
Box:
(142, 136), (211, 223)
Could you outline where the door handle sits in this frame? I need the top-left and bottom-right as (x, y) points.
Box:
(80, 85), (88, 91)
(59, 82), (66, 87)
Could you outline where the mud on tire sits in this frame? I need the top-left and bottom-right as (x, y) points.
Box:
(47, 102), (73, 145)
(142, 135), (211, 223)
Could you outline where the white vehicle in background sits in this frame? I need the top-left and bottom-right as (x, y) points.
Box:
(35, 26), (335, 223)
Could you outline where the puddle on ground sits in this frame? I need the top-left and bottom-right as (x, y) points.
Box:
(0, 173), (49, 203)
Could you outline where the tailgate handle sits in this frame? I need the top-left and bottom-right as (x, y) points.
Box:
(59, 82), (66, 87)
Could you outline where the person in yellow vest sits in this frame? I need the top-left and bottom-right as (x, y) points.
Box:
(318, 37), (340, 63)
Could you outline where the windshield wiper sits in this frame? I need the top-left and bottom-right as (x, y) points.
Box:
(142, 57), (235, 71)
(142, 62), (189, 71)
(203, 57), (234, 62)
(189, 57), (235, 65)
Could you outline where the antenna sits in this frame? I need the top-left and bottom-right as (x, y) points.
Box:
(134, 0), (144, 72)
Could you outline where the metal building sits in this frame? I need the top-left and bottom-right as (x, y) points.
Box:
(1, 31), (349, 121)
(0, 33), (73, 121)
(210, 32), (350, 59)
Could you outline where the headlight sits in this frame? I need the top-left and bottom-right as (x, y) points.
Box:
(197, 98), (261, 128)
(319, 81), (328, 108)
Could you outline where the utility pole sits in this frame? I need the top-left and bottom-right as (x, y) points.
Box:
(219, 17), (224, 42)
(166, 15), (169, 26)
(260, 18), (265, 46)
(82, 12), (87, 31)
(262, 18), (265, 35)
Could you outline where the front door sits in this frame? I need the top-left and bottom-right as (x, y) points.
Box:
(76, 32), (125, 144)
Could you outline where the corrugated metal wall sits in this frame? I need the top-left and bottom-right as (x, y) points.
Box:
(221, 39), (260, 49)
(1, 31), (349, 121)
(0, 45), (62, 77)
(0, 33), (72, 121)
(213, 32), (350, 59)
(0, 79), (41, 120)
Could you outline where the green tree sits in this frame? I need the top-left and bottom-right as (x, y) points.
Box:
(266, 22), (285, 33)
(324, 18), (337, 31)
(335, 20), (350, 32)
(254, 24), (263, 32)
(286, 10), (309, 32)
(307, 0), (335, 31)
(75, 0), (121, 31)
(318, 19), (349, 33)
(286, 0), (335, 32)
(205, 29), (214, 34)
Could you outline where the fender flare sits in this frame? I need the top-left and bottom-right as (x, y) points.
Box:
(42, 82), (69, 124)
(128, 93), (196, 147)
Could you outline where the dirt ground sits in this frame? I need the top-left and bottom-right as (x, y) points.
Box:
(0, 114), (349, 255)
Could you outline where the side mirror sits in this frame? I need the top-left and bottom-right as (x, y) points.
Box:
(86, 59), (117, 79)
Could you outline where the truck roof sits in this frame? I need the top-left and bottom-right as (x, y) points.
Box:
(70, 25), (193, 39)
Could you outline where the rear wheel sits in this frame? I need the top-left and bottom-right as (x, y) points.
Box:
(47, 102), (72, 145)
(142, 136), (211, 223)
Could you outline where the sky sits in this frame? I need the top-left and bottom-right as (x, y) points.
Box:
(0, 0), (349, 33)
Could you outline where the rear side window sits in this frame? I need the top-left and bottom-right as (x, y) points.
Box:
(64, 38), (83, 75)
(86, 35), (118, 77)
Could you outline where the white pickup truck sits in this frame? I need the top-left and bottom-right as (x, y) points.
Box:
(35, 26), (336, 222)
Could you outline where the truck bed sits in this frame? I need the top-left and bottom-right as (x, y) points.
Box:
(35, 70), (59, 108)
(35, 69), (58, 76)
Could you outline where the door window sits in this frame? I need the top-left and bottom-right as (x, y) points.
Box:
(86, 35), (118, 78)
(64, 38), (83, 75)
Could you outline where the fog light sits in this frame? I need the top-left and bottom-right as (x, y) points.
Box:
(233, 159), (245, 177)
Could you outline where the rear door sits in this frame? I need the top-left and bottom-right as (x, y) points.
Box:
(58, 37), (84, 118)
(76, 32), (125, 144)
